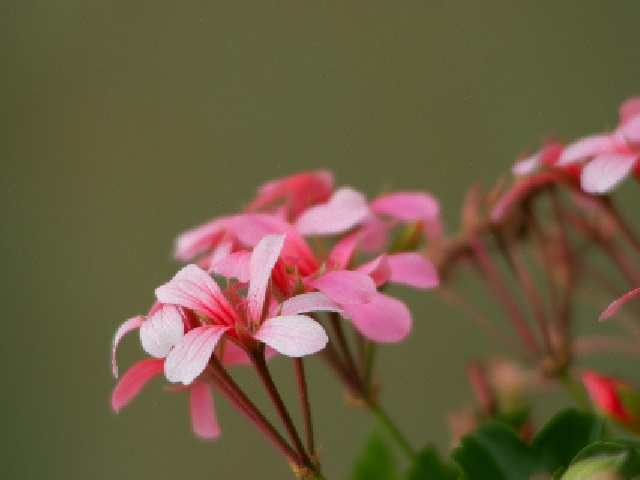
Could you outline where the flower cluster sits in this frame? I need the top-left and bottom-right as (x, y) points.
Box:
(111, 171), (440, 476)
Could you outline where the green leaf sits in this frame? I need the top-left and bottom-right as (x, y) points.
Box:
(406, 444), (460, 480)
(350, 432), (397, 480)
(531, 408), (604, 475)
(452, 421), (540, 480)
(562, 440), (640, 479)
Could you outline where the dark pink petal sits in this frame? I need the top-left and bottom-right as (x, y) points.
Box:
(619, 96), (640, 124)
(345, 293), (412, 343)
(173, 216), (231, 261)
(165, 325), (231, 385)
(254, 315), (328, 357)
(279, 292), (349, 317)
(557, 134), (617, 166)
(386, 253), (439, 289)
(328, 232), (360, 269)
(189, 382), (220, 439)
(599, 287), (640, 321)
(211, 250), (252, 282)
(140, 305), (185, 358)
(220, 341), (252, 365)
(357, 255), (392, 287)
(111, 316), (144, 378)
(111, 358), (164, 413)
(370, 192), (440, 224)
(248, 234), (285, 321)
(308, 270), (376, 305)
(581, 153), (638, 194)
(295, 187), (370, 235)
(247, 170), (334, 218)
(155, 264), (238, 325)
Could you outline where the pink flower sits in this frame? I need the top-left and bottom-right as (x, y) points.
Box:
(156, 234), (332, 385)
(556, 96), (640, 194)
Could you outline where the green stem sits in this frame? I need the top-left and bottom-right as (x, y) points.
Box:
(558, 371), (591, 411)
(367, 400), (416, 462)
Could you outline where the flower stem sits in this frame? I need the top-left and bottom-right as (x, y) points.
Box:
(366, 400), (417, 462)
(557, 371), (591, 411)
(293, 357), (315, 455)
(251, 351), (315, 473)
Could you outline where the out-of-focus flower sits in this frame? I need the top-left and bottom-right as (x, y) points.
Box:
(582, 370), (640, 433)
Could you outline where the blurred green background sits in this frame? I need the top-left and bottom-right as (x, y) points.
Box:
(2, 2), (639, 478)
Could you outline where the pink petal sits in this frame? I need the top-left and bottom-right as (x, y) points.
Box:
(189, 382), (220, 439)
(581, 153), (638, 194)
(618, 114), (640, 147)
(386, 253), (439, 289)
(173, 216), (231, 261)
(247, 170), (334, 218)
(111, 316), (144, 378)
(307, 270), (376, 305)
(231, 214), (319, 275)
(599, 287), (640, 321)
(295, 187), (370, 235)
(211, 250), (252, 282)
(140, 305), (185, 358)
(279, 292), (349, 317)
(248, 234), (286, 321)
(164, 325), (230, 385)
(155, 264), (238, 325)
(557, 134), (617, 166)
(370, 191), (440, 224)
(357, 255), (392, 287)
(512, 153), (540, 176)
(619, 96), (640, 124)
(328, 232), (360, 269)
(345, 293), (412, 343)
(220, 341), (277, 365)
(111, 358), (165, 413)
(254, 315), (328, 357)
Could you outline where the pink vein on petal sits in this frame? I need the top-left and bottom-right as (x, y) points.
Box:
(254, 315), (328, 357)
(248, 234), (285, 321)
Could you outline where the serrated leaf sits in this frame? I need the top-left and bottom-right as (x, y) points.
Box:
(350, 432), (397, 480)
(406, 444), (460, 480)
(531, 408), (604, 475)
(452, 421), (540, 480)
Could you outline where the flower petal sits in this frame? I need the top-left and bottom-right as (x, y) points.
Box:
(165, 325), (230, 385)
(581, 153), (638, 194)
(155, 264), (238, 325)
(295, 187), (370, 235)
(211, 250), (252, 282)
(248, 234), (286, 321)
(254, 315), (328, 357)
(279, 292), (349, 318)
(357, 255), (392, 287)
(111, 358), (165, 413)
(140, 305), (185, 358)
(557, 134), (617, 166)
(111, 316), (144, 378)
(386, 253), (439, 289)
(618, 114), (640, 147)
(619, 96), (640, 124)
(370, 192), (440, 224)
(600, 287), (640, 321)
(189, 382), (220, 439)
(307, 270), (376, 305)
(173, 216), (231, 262)
(345, 293), (412, 343)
